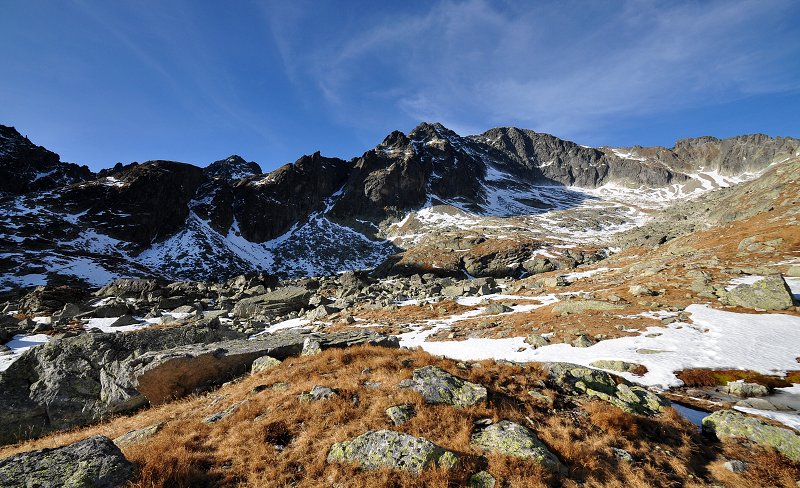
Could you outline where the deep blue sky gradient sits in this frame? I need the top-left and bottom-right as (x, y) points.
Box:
(2, 0), (799, 172)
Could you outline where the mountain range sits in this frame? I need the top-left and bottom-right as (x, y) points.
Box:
(1, 122), (798, 290)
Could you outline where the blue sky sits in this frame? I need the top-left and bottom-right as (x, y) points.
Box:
(2, 0), (799, 172)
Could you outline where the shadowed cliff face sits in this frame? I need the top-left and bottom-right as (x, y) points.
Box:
(0, 121), (797, 285)
(0, 125), (92, 196)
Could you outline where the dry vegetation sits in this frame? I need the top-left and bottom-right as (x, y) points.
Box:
(2, 346), (798, 487)
(676, 368), (800, 389)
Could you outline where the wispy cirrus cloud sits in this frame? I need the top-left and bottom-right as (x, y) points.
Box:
(272, 0), (800, 141)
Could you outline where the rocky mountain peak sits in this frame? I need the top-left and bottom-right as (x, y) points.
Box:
(205, 155), (262, 183)
(0, 125), (92, 195)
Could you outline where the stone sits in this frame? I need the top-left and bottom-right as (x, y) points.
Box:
(232, 286), (313, 319)
(386, 404), (416, 425)
(540, 276), (568, 288)
(787, 265), (800, 278)
(545, 362), (669, 415)
(468, 470), (497, 488)
(299, 385), (337, 402)
(0, 435), (133, 488)
(723, 459), (747, 473)
(113, 422), (164, 447)
(551, 300), (626, 314)
(524, 334), (549, 348)
(571, 335), (594, 348)
(327, 430), (458, 474)
(204, 401), (246, 423)
(725, 275), (794, 311)
(96, 278), (161, 298)
(251, 355), (282, 374)
(301, 337), (322, 356)
(406, 365), (487, 407)
(590, 360), (645, 375)
(629, 285), (655, 296)
(702, 410), (800, 462)
(471, 420), (563, 472)
(724, 381), (769, 398)
(109, 314), (139, 328)
(483, 303), (512, 315)
(611, 447), (634, 462)
(0, 328), (396, 445)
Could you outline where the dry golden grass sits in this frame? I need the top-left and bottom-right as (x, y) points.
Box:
(676, 368), (799, 389)
(4, 346), (798, 487)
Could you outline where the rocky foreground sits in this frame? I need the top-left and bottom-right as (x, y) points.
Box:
(0, 253), (799, 486)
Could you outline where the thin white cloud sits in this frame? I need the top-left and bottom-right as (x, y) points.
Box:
(275, 0), (800, 139)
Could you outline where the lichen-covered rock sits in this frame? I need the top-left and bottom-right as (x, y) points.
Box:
(299, 385), (337, 402)
(725, 275), (794, 311)
(524, 334), (549, 348)
(468, 470), (497, 488)
(590, 360), (644, 374)
(702, 409), (800, 462)
(724, 381), (769, 398)
(552, 300), (626, 314)
(545, 362), (669, 415)
(386, 404), (416, 425)
(405, 365), (487, 407)
(0, 435), (133, 488)
(204, 400), (247, 424)
(327, 430), (458, 474)
(113, 422), (164, 447)
(571, 335), (594, 348)
(251, 355), (281, 374)
(471, 420), (563, 472)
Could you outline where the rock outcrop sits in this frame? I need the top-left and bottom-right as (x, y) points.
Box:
(702, 409), (800, 462)
(0, 435), (133, 488)
(545, 362), (669, 415)
(471, 420), (563, 472)
(402, 365), (488, 407)
(327, 430), (458, 474)
(725, 275), (795, 311)
(0, 124), (92, 195)
(0, 322), (397, 445)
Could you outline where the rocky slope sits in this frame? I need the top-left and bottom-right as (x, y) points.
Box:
(1, 123), (797, 289)
(0, 163), (798, 485)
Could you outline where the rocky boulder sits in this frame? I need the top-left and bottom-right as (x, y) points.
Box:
(725, 275), (795, 311)
(702, 409), (800, 462)
(19, 285), (89, 314)
(0, 322), (243, 445)
(0, 435), (132, 488)
(231, 286), (313, 319)
(95, 278), (162, 298)
(126, 330), (397, 406)
(471, 420), (563, 472)
(327, 430), (458, 474)
(403, 365), (487, 407)
(545, 362), (669, 415)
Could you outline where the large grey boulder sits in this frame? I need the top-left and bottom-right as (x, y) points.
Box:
(552, 300), (626, 314)
(545, 362), (669, 415)
(724, 381), (769, 398)
(725, 275), (795, 311)
(0, 321), (240, 445)
(232, 286), (312, 318)
(124, 330), (398, 406)
(0, 435), (133, 488)
(0, 327), (398, 445)
(327, 430), (458, 474)
(702, 410), (800, 462)
(95, 278), (161, 298)
(404, 365), (487, 407)
(471, 420), (563, 472)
